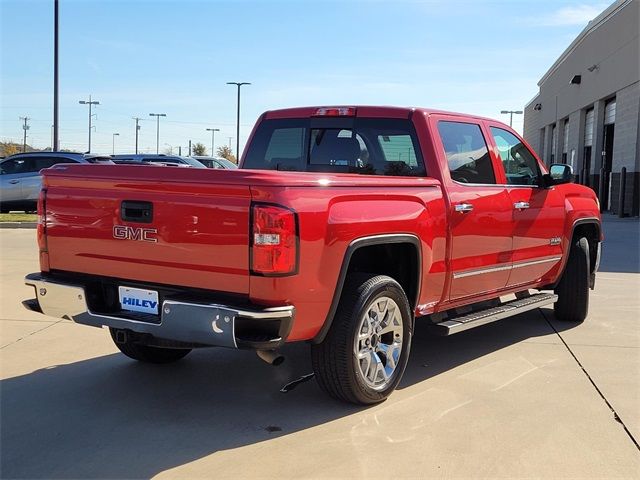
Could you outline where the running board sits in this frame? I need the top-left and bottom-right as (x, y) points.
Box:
(429, 292), (558, 336)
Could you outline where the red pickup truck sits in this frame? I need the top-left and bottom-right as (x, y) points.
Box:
(24, 106), (601, 404)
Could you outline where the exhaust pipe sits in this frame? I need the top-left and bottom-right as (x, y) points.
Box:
(256, 350), (285, 366)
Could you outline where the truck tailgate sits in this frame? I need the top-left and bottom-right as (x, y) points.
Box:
(43, 165), (251, 294)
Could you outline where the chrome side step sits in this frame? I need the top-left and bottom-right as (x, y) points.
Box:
(429, 292), (558, 336)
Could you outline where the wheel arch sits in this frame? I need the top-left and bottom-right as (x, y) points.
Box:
(551, 217), (601, 289)
(312, 234), (421, 344)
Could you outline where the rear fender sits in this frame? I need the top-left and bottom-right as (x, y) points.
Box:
(312, 234), (421, 344)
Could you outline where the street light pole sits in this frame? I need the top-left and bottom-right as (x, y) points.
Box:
(149, 113), (166, 154)
(53, 0), (59, 151)
(79, 95), (100, 153)
(112, 133), (119, 154)
(20, 117), (30, 152)
(133, 117), (142, 154)
(500, 109), (523, 128)
(206, 128), (220, 156)
(226, 82), (250, 160)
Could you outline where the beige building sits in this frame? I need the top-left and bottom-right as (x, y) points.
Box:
(523, 0), (639, 216)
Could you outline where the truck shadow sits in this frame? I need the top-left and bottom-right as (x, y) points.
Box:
(1, 308), (574, 479)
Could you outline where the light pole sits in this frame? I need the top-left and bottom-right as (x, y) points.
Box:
(500, 110), (523, 127)
(226, 82), (250, 160)
(112, 133), (120, 154)
(53, 0), (59, 151)
(20, 117), (30, 152)
(149, 113), (166, 154)
(79, 95), (100, 152)
(133, 117), (142, 154)
(206, 128), (220, 156)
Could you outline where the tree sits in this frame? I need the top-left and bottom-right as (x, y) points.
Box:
(0, 142), (21, 157)
(192, 142), (207, 156)
(216, 145), (237, 163)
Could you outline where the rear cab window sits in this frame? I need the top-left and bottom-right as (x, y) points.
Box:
(243, 117), (426, 177)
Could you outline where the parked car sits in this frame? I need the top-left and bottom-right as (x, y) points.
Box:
(24, 106), (601, 405)
(111, 154), (206, 168)
(192, 156), (238, 169)
(0, 152), (111, 212)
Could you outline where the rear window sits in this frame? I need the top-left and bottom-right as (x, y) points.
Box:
(243, 118), (426, 176)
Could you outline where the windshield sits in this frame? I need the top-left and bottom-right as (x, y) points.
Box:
(243, 117), (426, 176)
(181, 157), (206, 168)
(214, 158), (238, 169)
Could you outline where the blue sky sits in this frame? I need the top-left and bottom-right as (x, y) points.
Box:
(1, 0), (610, 155)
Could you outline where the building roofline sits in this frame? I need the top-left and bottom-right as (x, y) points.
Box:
(538, 0), (633, 87)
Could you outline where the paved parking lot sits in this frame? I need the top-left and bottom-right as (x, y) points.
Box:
(1, 216), (638, 479)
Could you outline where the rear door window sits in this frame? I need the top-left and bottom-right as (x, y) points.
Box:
(243, 118), (425, 176)
(437, 121), (496, 184)
(34, 157), (79, 170)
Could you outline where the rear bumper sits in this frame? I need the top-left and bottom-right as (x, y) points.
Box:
(24, 273), (294, 349)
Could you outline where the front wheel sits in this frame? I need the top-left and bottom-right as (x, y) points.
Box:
(554, 237), (590, 322)
(311, 274), (413, 405)
(109, 328), (192, 364)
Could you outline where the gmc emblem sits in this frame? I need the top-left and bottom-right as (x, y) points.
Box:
(113, 225), (158, 243)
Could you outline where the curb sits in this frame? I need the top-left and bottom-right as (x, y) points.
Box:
(0, 222), (37, 229)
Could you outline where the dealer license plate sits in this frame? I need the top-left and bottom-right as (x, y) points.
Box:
(118, 286), (159, 315)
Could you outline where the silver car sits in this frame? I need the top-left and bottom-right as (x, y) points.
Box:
(192, 156), (238, 169)
(111, 154), (206, 168)
(0, 152), (111, 212)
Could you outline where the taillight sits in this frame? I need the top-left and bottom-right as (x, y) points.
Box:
(37, 188), (50, 271)
(37, 189), (47, 242)
(313, 107), (356, 117)
(251, 204), (297, 276)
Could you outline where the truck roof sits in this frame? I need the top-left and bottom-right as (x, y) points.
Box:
(263, 105), (506, 125)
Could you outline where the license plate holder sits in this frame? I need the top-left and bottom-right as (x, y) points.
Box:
(118, 286), (160, 315)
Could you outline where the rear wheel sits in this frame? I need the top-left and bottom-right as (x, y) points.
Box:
(311, 274), (412, 405)
(109, 328), (191, 364)
(554, 237), (590, 322)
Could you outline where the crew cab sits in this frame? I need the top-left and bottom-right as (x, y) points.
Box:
(23, 106), (602, 404)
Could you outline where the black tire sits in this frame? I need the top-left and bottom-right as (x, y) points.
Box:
(109, 328), (191, 364)
(554, 237), (590, 322)
(311, 274), (413, 405)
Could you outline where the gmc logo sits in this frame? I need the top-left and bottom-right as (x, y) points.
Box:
(113, 225), (158, 243)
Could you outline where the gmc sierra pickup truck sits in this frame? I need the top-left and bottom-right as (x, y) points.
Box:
(24, 106), (602, 405)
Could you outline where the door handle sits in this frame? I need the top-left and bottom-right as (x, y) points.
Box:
(454, 203), (474, 213)
(514, 201), (530, 210)
(8, 179), (20, 184)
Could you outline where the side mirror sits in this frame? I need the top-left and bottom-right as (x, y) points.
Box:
(542, 163), (573, 188)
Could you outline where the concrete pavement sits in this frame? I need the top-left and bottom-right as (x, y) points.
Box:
(1, 216), (638, 479)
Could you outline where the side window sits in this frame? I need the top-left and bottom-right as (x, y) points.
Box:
(0, 158), (35, 174)
(34, 157), (76, 170)
(437, 121), (496, 184)
(490, 127), (540, 186)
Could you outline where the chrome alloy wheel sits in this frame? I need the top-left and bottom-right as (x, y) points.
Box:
(353, 296), (404, 390)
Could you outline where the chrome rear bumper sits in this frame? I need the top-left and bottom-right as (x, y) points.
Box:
(24, 273), (294, 349)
